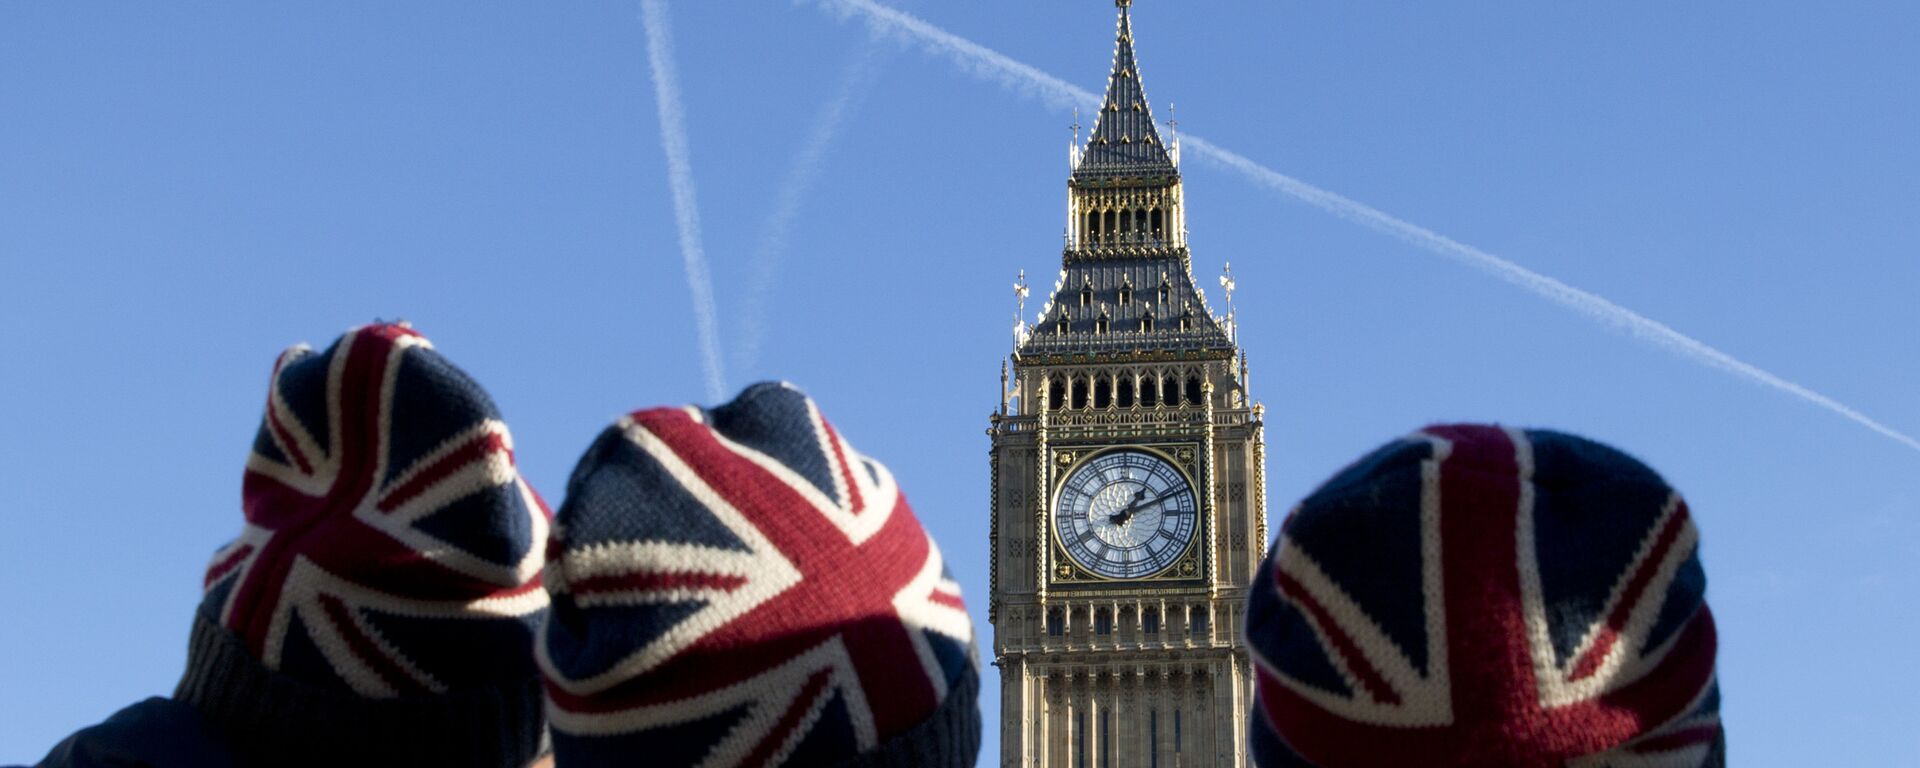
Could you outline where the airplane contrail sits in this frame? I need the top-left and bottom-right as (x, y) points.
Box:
(803, 0), (1920, 454)
(1182, 137), (1920, 454)
(808, 0), (1085, 113)
(736, 44), (889, 372)
(641, 0), (727, 403)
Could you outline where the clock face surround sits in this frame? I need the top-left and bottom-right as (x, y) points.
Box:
(1054, 448), (1198, 580)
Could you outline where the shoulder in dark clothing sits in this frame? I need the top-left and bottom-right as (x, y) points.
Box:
(31, 697), (236, 768)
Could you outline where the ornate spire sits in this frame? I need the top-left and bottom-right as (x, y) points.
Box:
(1021, 1), (1231, 360)
(1073, 0), (1175, 179)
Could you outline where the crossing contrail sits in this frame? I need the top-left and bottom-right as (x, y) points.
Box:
(641, 0), (727, 403)
(803, 0), (1920, 454)
(736, 44), (889, 372)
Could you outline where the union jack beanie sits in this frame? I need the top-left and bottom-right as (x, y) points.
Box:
(537, 382), (981, 768)
(175, 323), (552, 767)
(1246, 425), (1723, 768)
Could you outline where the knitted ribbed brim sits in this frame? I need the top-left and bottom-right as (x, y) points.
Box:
(176, 609), (544, 768)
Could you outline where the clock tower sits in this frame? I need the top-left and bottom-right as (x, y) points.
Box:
(988, 2), (1266, 766)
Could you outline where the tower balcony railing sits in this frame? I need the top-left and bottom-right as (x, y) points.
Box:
(1021, 633), (1231, 656)
(989, 408), (1253, 436)
(1045, 408), (1208, 430)
(1011, 600), (1231, 655)
(990, 409), (1203, 436)
(1212, 408), (1254, 427)
(1015, 327), (1228, 356)
(1062, 231), (1186, 260)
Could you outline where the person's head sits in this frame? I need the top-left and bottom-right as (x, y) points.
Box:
(537, 382), (982, 767)
(1245, 425), (1722, 767)
(177, 323), (551, 768)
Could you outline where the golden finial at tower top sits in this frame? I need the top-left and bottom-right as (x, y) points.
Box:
(1116, 0), (1130, 8)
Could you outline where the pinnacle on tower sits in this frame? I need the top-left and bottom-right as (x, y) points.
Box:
(1073, 0), (1176, 179)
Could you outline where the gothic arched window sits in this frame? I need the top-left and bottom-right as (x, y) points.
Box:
(1151, 710), (1161, 759)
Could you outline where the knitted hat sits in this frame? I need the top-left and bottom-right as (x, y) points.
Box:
(1246, 425), (1722, 768)
(538, 382), (980, 768)
(176, 323), (551, 767)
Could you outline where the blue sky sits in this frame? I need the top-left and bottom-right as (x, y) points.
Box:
(4, 2), (1918, 764)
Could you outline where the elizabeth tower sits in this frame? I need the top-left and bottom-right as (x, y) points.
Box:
(988, 2), (1266, 766)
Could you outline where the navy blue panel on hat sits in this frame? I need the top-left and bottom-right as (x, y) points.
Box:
(1284, 437), (1433, 675)
(1527, 429), (1681, 666)
(277, 347), (332, 456)
(383, 348), (499, 486)
(412, 486), (534, 569)
(559, 426), (750, 553)
(552, 704), (751, 768)
(704, 382), (844, 506)
(1245, 554), (1352, 698)
(543, 601), (709, 682)
(361, 608), (539, 688)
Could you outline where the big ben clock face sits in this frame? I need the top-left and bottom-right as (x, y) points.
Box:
(1054, 449), (1198, 579)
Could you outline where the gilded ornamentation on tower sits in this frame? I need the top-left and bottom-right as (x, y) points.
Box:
(988, 3), (1266, 765)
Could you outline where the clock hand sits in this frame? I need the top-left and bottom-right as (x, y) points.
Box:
(1105, 488), (1148, 526)
(1108, 489), (1167, 526)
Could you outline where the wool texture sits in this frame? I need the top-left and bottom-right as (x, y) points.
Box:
(175, 323), (551, 768)
(538, 381), (981, 768)
(1245, 425), (1722, 768)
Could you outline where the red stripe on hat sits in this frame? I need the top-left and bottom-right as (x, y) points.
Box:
(204, 545), (255, 590)
(1274, 568), (1402, 706)
(319, 593), (428, 696)
(376, 429), (511, 513)
(821, 420), (865, 516)
(1570, 503), (1691, 682)
(929, 589), (966, 611)
(741, 668), (832, 768)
